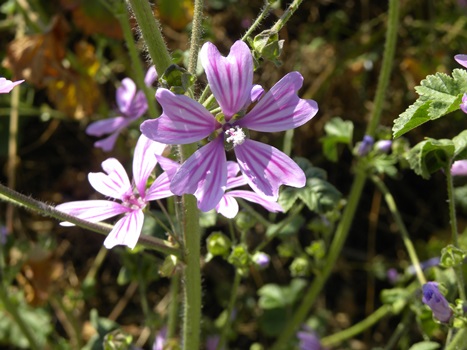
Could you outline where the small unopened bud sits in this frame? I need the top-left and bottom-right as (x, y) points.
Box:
(375, 140), (392, 153)
(252, 252), (270, 269)
(422, 282), (453, 323)
(357, 135), (374, 156)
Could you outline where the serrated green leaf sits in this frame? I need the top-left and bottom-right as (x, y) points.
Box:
(406, 139), (455, 179)
(320, 117), (354, 162)
(393, 69), (467, 138)
(452, 129), (467, 159)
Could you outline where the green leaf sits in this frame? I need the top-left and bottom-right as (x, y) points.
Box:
(393, 69), (467, 138)
(408, 341), (440, 350)
(454, 185), (467, 214)
(320, 117), (354, 162)
(257, 279), (307, 309)
(440, 244), (466, 268)
(452, 129), (467, 159)
(406, 138), (455, 179)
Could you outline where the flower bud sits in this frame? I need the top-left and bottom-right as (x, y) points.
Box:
(451, 160), (467, 176)
(375, 140), (392, 153)
(357, 135), (374, 156)
(252, 252), (270, 269)
(206, 232), (231, 257)
(422, 282), (453, 323)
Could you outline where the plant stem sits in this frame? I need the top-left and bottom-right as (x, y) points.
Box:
(113, 0), (158, 118)
(446, 328), (467, 350)
(270, 0), (303, 33)
(371, 175), (426, 285)
(127, 0), (172, 76)
(187, 0), (204, 75)
(271, 1), (399, 347)
(445, 165), (466, 300)
(241, 2), (272, 41)
(0, 183), (181, 257)
(321, 305), (391, 347)
(167, 273), (181, 339)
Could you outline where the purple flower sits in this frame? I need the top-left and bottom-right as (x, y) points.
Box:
(56, 135), (172, 249)
(86, 67), (157, 151)
(0, 77), (24, 93)
(451, 160), (467, 176)
(252, 252), (270, 269)
(375, 140), (392, 153)
(152, 327), (167, 350)
(141, 41), (318, 211)
(422, 282), (453, 323)
(460, 94), (467, 114)
(357, 135), (374, 156)
(455, 54), (467, 68)
(297, 325), (322, 350)
(157, 156), (283, 216)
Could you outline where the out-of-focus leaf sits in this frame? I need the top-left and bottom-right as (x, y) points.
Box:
(452, 129), (467, 160)
(320, 117), (354, 162)
(406, 138), (455, 179)
(454, 185), (467, 214)
(393, 69), (467, 138)
(408, 342), (440, 350)
(257, 279), (307, 310)
(266, 215), (305, 238)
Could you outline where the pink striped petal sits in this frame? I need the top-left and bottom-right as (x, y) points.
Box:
(200, 41), (253, 120)
(234, 139), (306, 200)
(104, 210), (145, 249)
(237, 72), (318, 132)
(86, 117), (129, 137)
(140, 88), (219, 144)
(144, 66), (158, 86)
(0, 77), (24, 94)
(88, 158), (132, 199)
(133, 134), (166, 196)
(56, 200), (128, 226)
(171, 136), (227, 211)
(155, 155), (180, 179)
(94, 132), (121, 152)
(225, 162), (247, 189)
(227, 190), (283, 213)
(117, 78), (137, 114)
(455, 54), (467, 69)
(145, 172), (174, 200)
(215, 194), (239, 218)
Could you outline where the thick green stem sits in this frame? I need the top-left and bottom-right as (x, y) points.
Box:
(270, 0), (303, 33)
(271, 1), (399, 347)
(0, 183), (181, 257)
(445, 165), (466, 300)
(187, 0), (204, 75)
(216, 270), (241, 350)
(127, 0), (172, 75)
(371, 175), (426, 285)
(167, 273), (181, 339)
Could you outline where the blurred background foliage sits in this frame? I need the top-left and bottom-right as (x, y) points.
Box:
(1, 0), (467, 349)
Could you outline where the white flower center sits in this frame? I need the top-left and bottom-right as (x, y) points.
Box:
(225, 126), (246, 147)
(122, 193), (146, 211)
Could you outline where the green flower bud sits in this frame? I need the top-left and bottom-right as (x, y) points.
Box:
(206, 231), (232, 257)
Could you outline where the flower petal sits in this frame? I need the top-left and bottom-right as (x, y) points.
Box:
(141, 88), (219, 144)
(237, 72), (318, 132)
(451, 160), (467, 176)
(133, 134), (166, 197)
(94, 132), (121, 152)
(56, 200), (128, 226)
(145, 172), (174, 201)
(215, 194), (239, 218)
(200, 41), (253, 119)
(125, 90), (148, 118)
(0, 77), (24, 94)
(88, 158), (132, 199)
(86, 116), (130, 137)
(171, 136), (227, 211)
(455, 54), (467, 69)
(234, 139), (306, 199)
(144, 66), (158, 86)
(155, 155), (180, 179)
(104, 210), (144, 249)
(116, 78), (137, 114)
(227, 190), (283, 213)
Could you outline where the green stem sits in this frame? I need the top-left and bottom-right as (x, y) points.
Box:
(445, 165), (466, 300)
(446, 328), (467, 350)
(187, 0), (204, 76)
(365, 0), (399, 137)
(0, 284), (41, 350)
(216, 270), (241, 350)
(271, 1), (399, 347)
(167, 273), (181, 339)
(270, 0), (304, 33)
(113, 0), (158, 118)
(241, 2), (272, 41)
(127, 0), (172, 76)
(371, 175), (426, 285)
(0, 183), (181, 257)
(321, 305), (391, 347)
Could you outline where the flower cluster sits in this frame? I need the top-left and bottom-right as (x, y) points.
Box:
(57, 41), (317, 249)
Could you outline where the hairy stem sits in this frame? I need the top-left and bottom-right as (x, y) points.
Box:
(0, 183), (181, 257)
